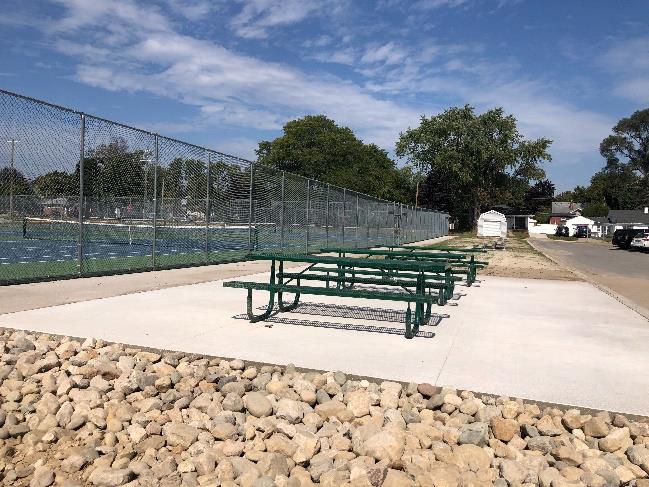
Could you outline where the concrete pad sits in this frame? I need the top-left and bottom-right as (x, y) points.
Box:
(1, 272), (648, 415)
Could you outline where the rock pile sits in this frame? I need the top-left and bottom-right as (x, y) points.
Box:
(1, 328), (648, 486)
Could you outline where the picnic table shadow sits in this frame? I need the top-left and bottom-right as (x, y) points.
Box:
(233, 301), (450, 338)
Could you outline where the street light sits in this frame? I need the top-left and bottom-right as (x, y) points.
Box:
(7, 139), (19, 220)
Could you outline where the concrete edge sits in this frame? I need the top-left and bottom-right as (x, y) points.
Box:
(527, 238), (649, 321)
(3, 324), (647, 423)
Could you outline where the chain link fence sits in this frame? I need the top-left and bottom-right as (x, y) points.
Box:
(0, 89), (449, 284)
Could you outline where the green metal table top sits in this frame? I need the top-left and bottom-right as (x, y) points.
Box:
(321, 247), (468, 260)
(249, 252), (451, 272)
(386, 245), (488, 253)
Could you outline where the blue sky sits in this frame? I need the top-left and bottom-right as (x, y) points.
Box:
(1, 0), (648, 191)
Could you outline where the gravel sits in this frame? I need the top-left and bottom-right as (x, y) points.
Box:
(1, 328), (648, 486)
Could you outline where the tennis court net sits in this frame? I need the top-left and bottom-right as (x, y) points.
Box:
(23, 217), (259, 249)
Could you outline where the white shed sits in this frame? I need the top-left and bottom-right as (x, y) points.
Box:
(477, 210), (507, 238)
(565, 215), (595, 236)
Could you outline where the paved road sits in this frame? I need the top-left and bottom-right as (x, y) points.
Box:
(531, 237), (649, 318)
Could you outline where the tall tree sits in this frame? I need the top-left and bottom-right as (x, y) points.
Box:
(524, 179), (555, 212)
(0, 167), (32, 196)
(396, 105), (552, 228)
(599, 108), (649, 205)
(257, 115), (416, 202)
(33, 171), (77, 197)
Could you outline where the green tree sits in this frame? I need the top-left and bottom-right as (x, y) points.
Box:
(0, 167), (32, 195)
(256, 115), (415, 202)
(79, 138), (145, 198)
(396, 105), (552, 228)
(524, 179), (555, 212)
(600, 108), (649, 206)
(33, 171), (77, 197)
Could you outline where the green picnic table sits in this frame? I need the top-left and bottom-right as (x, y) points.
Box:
(321, 247), (487, 285)
(223, 252), (453, 338)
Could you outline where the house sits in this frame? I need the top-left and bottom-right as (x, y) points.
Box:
(488, 205), (534, 230)
(477, 210), (507, 238)
(595, 208), (649, 237)
(564, 215), (595, 236)
(607, 208), (649, 226)
(549, 202), (583, 224)
(505, 214), (535, 230)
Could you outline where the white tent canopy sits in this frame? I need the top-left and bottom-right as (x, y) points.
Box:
(477, 210), (507, 238)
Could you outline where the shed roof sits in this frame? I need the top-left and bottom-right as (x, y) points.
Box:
(479, 210), (506, 220)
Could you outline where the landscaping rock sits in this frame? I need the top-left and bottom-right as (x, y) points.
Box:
(1, 328), (648, 487)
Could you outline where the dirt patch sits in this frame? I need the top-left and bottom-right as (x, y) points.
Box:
(445, 232), (579, 281)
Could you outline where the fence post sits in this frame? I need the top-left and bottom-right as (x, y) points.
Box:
(205, 151), (211, 260)
(77, 113), (85, 276)
(247, 162), (254, 252)
(355, 195), (359, 248)
(325, 184), (330, 248)
(151, 135), (159, 269)
(305, 179), (310, 253)
(280, 171), (286, 250)
(342, 188), (346, 246)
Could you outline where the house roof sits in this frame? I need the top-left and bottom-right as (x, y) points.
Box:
(607, 210), (649, 224)
(551, 202), (583, 214)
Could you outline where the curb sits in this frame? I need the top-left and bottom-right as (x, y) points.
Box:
(527, 238), (649, 321)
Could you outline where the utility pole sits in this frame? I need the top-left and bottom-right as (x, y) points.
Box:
(7, 139), (19, 220)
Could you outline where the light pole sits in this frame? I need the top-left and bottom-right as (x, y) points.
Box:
(7, 139), (19, 220)
(140, 150), (153, 219)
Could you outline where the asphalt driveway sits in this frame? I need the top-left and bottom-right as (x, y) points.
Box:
(531, 237), (649, 318)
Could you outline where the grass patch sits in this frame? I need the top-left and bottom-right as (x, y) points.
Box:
(547, 235), (578, 241)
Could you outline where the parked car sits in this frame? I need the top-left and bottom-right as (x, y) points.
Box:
(555, 226), (569, 237)
(575, 226), (591, 238)
(612, 228), (646, 249)
(631, 230), (649, 250)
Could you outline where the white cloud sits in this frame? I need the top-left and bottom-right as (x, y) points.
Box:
(600, 37), (649, 103)
(46, 0), (423, 150)
(360, 42), (407, 66)
(229, 0), (326, 39)
(614, 78), (649, 104)
(167, 0), (214, 20)
(309, 47), (358, 65)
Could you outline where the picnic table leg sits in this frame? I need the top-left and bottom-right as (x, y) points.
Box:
(246, 259), (277, 322)
(445, 268), (454, 301)
(279, 276), (301, 311)
(467, 255), (475, 286)
(414, 272), (425, 326)
(404, 304), (413, 339)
